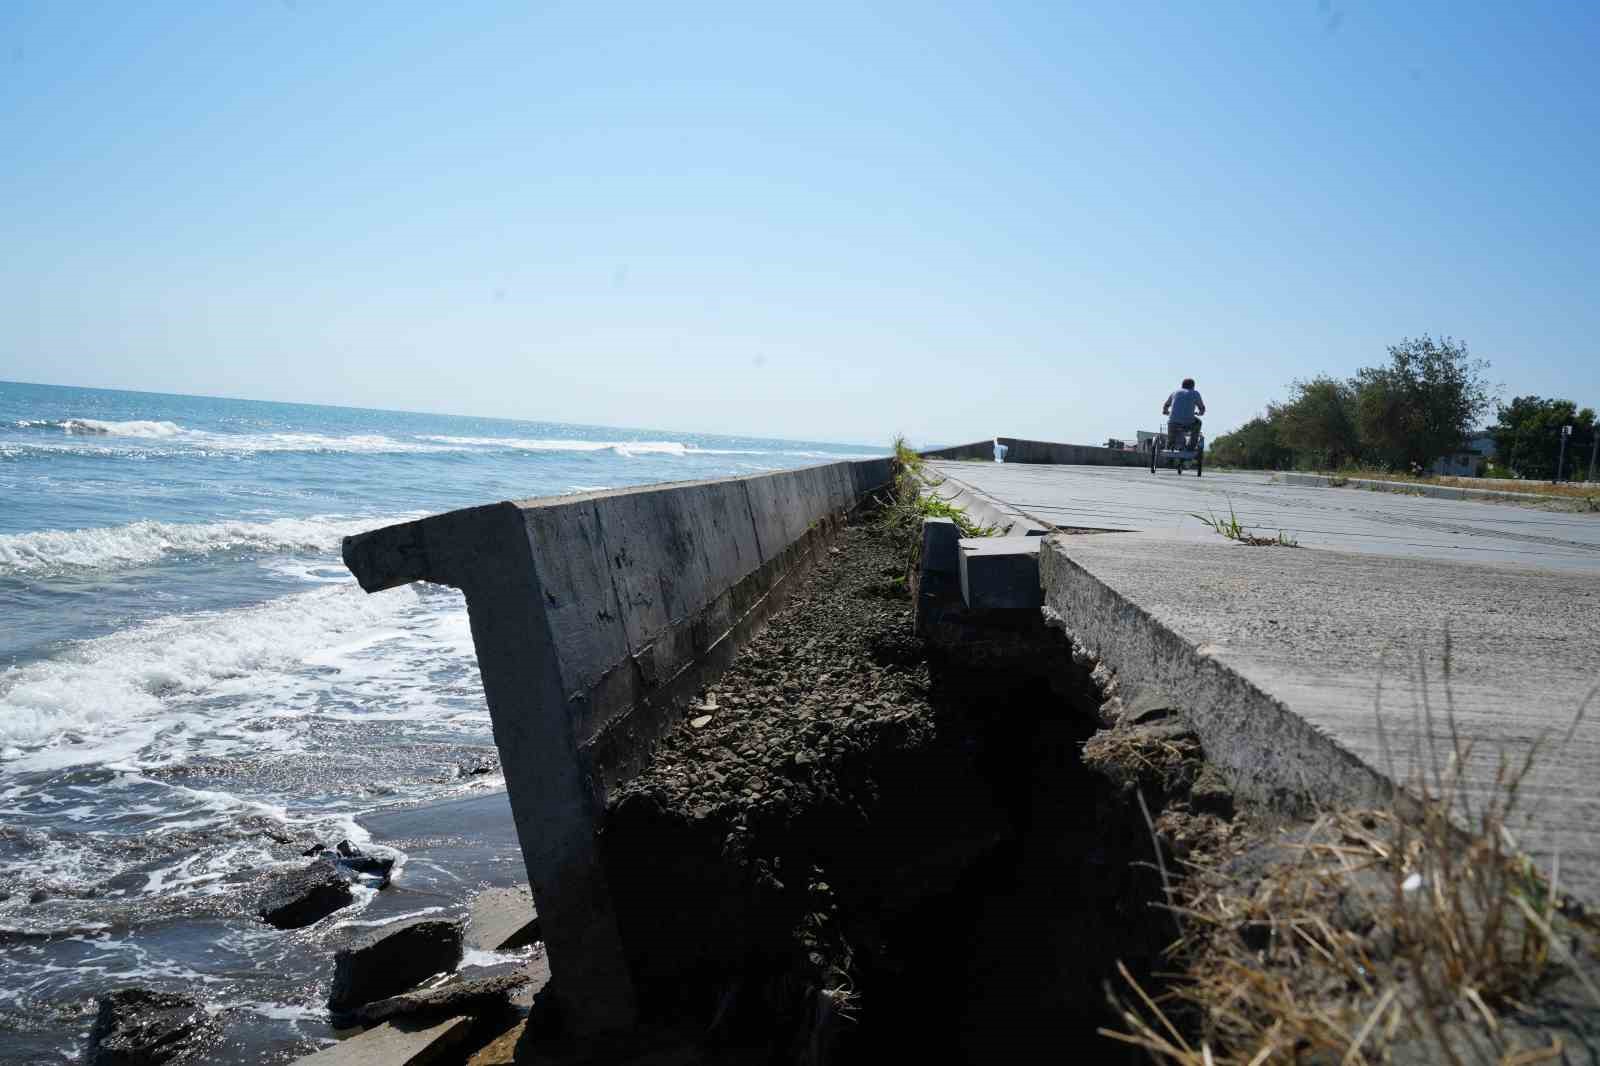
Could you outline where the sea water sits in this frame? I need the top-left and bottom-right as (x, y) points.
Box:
(0, 380), (883, 1061)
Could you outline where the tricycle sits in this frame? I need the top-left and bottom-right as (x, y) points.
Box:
(1148, 424), (1204, 476)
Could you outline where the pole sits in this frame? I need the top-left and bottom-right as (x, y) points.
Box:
(1589, 426), (1598, 484)
(1556, 424), (1571, 483)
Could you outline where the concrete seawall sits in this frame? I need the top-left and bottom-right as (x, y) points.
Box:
(341, 458), (892, 1032)
(920, 437), (1148, 466)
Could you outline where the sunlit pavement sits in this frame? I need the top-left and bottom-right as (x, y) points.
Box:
(927, 461), (1600, 574)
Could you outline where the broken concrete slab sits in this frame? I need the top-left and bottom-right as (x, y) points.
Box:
(342, 971), (530, 1028)
(256, 859), (355, 930)
(958, 536), (1042, 609)
(291, 1015), (476, 1066)
(920, 516), (960, 576)
(466, 885), (540, 952)
(328, 917), (466, 1014)
(1038, 530), (1600, 902)
(87, 988), (219, 1066)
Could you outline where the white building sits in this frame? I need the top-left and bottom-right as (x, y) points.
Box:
(1432, 431), (1497, 477)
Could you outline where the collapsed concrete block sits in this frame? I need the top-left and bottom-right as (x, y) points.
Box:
(466, 885), (540, 952)
(920, 517), (960, 576)
(328, 917), (466, 1015)
(958, 536), (1043, 609)
(291, 1015), (475, 1066)
(87, 988), (218, 1066)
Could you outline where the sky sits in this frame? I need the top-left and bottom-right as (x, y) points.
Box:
(1, 2), (1596, 446)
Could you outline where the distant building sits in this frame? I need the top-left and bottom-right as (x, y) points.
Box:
(1432, 431), (1496, 477)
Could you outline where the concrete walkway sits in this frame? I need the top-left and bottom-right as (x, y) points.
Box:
(932, 461), (1600, 902)
(927, 461), (1600, 573)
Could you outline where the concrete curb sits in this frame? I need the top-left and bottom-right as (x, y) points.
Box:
(1037, 534), (1391, 814)
(1279, 472), (1585, 505)
(1038, 529), (1600, 903)
(917, 470), (1046, 537)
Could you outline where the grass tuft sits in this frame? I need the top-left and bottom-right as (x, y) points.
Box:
(878, 435), (996, 565)
(1103, 664), (1600, 1065)
(1191, 500), (1299, 547)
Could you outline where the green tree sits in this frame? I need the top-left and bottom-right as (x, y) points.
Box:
(1273, 376), (1360, 470)
(1209, 414), (1293, 469)
(1353, 336), (1491, 471)
(1490, 396), (1597, 480)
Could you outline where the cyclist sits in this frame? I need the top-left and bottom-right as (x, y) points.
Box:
(1162, 377), (1206, 450)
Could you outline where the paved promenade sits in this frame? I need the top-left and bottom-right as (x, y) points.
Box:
(931, 460), (1600, 901)
(927, 461), (1600, 573)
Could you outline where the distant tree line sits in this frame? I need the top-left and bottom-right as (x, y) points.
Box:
(1209, 335), (1597, 480)
(1488, 395), (1597, 481)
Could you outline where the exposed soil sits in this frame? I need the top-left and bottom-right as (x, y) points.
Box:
(598, 508), (1227, 1063)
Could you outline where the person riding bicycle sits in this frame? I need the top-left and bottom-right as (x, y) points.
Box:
(1162, 378), (1206, 450)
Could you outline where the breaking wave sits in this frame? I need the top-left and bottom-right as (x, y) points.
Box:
(0, 582), (475, 769)
(0, 514), (416, 578)
(420, 435), (704, 457)
(31, 418), (185, 438)
(418, 436), (874, 460)
(5, 421), (879, 462)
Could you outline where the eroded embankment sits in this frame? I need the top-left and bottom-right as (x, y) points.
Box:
(581, 495), (1600, 1066)
(596, 508), (1236, 1063)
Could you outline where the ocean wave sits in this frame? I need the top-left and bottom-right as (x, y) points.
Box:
(55, 419), (184, 438)
(5, 422), (880, 462)
(0, 582), (469, 767)
(192, 432), (458, 455)
(419, 435), (700, 457)
(417, 435), (875, 460)
(0, 513), (417, 577)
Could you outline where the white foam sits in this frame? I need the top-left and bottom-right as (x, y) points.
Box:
(328, 905), (445, 932)
(0, 512), (417, 577)
(0, 582), (446, 769)
(240, 1001), (326, 1023)
(6, 423), (880, 462)
(186, 431), (457, 455)
(7, 425), (460, 458)
(59, 418), (183, 438)
(419, 435), (696, 457)
(417, 436), (883, 460)
(461, 946), (535, 969)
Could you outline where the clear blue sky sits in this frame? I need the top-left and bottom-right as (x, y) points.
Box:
(2, 2), (1596, 445)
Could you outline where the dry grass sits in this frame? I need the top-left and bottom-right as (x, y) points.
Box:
(1322, 469), (1600, 504)
(1102, 656), (1600, 1066)
(1082, 725), (1199, 792)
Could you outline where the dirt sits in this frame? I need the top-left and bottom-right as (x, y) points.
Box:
(597, 509), (1232, 1064)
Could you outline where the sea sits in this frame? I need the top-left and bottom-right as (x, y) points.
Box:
(0, 380), (884, 1062)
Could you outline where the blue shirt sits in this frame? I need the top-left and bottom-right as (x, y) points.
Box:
(1166, 388), (1204, 423)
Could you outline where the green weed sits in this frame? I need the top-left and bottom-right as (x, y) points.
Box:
(879, 435), (996, 566)
(1191, 500), (1299, 547)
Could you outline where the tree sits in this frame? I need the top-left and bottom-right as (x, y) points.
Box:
(1352, 336), (1491, 471)
(1490, 396), (1598, 480)
(1273, 376), (1360, 470)
(1209, 414), (1293, 469)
